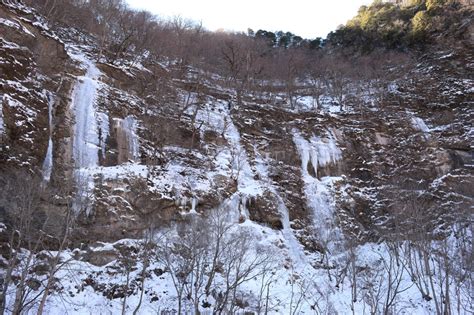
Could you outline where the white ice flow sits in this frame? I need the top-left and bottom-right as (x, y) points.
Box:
(293, 130), (344, 253)
(42, 92), (54, 181)
(293, 131), (341, 178)
(69, 52), (102, 214)
(114, 115), (140, 162)
(71, 54), (101, 168)
(0, 98), (4, 135)
(411, 116), (430, 133)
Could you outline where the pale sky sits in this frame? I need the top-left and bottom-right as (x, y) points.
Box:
(125, 0), (373, 39)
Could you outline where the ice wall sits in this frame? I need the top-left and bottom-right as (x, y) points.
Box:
(293, 131), (341, 178)
(71, 55), (101, 168)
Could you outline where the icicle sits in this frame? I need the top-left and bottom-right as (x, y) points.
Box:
(0, 98), (4, 136)
(42, 92), (54, 181)
(411, 117), (430, 133)
(310, 135), (342, 169)
(97, 112), (109, 160)
(292, 128), (344, 254)
(123, 116), (139, 161)
(190, 197), (197, 214)
(114, 116), (140, 164)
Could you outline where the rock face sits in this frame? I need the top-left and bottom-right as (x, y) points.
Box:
(0, 2), (74, 186)
(1, 3), (472, 233)
(0, 2), (471, 243)
(246, 191), (284, 229)
(0, 2), (472, 314)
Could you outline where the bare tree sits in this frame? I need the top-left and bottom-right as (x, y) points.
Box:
(361, 262), (385, 315)
(156, 216), (209, 315)
(325, 57), (352, 112)
(155, 205), (275, 315)
(280, 50), (306, 110)
(0, 171), (45, 315)
(307, 54), (328, 110)
(288, 270), (307, 315)
(132, 228), (157, 315)
(256, 263), (277, 315)
(220, 34), (266, 105)
(118, 247), (136, 315)
(220, 36), (247, 105)
(90, 0), (127, 62)
(380, 243), (410, 315)
(214, 228), (274, 314)
(167, 15), (204, 73)
(36, 198), (76, 315)
(204, 206), (233, 297)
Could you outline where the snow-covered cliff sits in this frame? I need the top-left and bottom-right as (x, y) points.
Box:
(0, 1), (472, 314)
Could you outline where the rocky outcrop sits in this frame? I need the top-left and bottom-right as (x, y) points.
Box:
(246, 191), (283, 229)
(0, 0), (471, 259)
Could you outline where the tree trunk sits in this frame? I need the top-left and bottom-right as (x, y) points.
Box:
(0, 251), (17, 315)
(12, 251), (35, 314)
(121, 271), (130, 315)
(132, 271), (146, 315)
(424, 250), (441, 315)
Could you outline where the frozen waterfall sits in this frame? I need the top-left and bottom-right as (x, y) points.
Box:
(70, 52), (103, 215)
(293, 130), (344, 253)
(71, 54), (101, 168)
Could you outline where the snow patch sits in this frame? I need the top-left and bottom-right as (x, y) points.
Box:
(195, 100), (263, 196)
(296, 95), (317, 110)
(0, 17), (18, 28)
(94, 164), (148, 180)
(0, 38), (25, 50)
(411, 116), (430, 133)
(3, 94), (37, 119)
(0, 18), (35, 37)
(388, 82), (399, 93)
